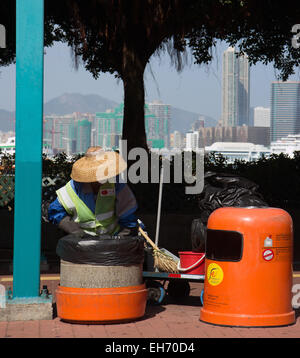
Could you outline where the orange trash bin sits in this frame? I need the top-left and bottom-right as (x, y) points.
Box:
(55, 235), (148, 324)
(200, 207), (295, 327)
(56, 284), (148, 324)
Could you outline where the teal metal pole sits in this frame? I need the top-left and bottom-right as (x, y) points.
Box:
(13, 0), (44, 298)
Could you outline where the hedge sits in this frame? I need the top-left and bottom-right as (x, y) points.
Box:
(1, 151), (300, 213)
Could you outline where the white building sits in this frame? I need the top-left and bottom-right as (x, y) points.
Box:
(185, 131), (199, 151)
(271, 134), (300, 157)
(172, 130), (182, 149)
(253, 106), (270, 127)
(205, 142), (271, 163)
(0, 137), (15, 155)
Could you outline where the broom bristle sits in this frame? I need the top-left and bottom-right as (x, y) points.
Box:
(153, 248), (179, 273)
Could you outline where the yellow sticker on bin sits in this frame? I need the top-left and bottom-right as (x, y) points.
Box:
(207, 263), (224, 286)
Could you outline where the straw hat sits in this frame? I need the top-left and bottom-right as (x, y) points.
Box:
(71, 146), (127, 183)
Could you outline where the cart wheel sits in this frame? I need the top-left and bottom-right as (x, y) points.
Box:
(167, 280), (190, 298)
(146, 281), (166, 305)
(147, 286), (166, 305)
(200, 289), (204, 305)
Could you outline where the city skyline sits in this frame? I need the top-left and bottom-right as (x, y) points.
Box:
(1, 41), (300, 123)
(1, 42), (300, 157)
(42, 100), (171, 155)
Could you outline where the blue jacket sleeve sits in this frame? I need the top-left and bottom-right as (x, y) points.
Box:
(48, 197), (68, 225)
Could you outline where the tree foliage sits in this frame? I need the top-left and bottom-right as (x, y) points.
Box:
(1, 0), (300, 148)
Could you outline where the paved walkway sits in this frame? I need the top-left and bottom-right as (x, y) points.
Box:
(0, 274), (300, 339)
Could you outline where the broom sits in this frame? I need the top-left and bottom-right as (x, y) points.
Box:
(137, 219), (179, 273)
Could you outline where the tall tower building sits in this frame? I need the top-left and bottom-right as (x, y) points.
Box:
(50, 115), (76, 155)
(147, 100), (171, 148)
(94, 104), (124, 149)
(222, 47), (250, 127)
(270, 81), (300, 142)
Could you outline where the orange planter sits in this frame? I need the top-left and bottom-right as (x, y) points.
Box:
(56, 283), (148, 324)
(200, 207), (295, 327)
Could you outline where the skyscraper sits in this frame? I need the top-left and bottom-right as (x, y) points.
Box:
(270, 82), (300, 142)
(147, 100), (171, 148)
(94, 104), (124, 149)
(222, 47), (250, 127)
(253, 107), (271, 127)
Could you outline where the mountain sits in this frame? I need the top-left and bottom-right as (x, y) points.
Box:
(44, 93), (118, 115)
(0, 93), (217, 133)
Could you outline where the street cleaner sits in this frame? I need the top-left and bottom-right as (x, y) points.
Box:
(48, 146), (139, 237)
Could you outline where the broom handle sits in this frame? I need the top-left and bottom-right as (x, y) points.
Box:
(137, 223), (159, 251)
(155, 162), (164, 247)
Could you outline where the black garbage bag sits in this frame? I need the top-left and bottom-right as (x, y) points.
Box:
(198, 171), (268, 224)
(191, 218), (206, 252)
(192, 171), (268, 251)
(56, 234), (145, 266)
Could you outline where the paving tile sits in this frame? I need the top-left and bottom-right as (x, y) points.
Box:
(158, 310), (197, 324)
(89, 324), (109, 338)
(234, 327), (276, 338)
(198, 322), (242, 338)
(53, 318), (74, 338)
(0, 322), (8, 338)
(22, 321), (40, 338)
(6, 321), (24, 338)
(134, 319), (160, 338)
(167, 322), (209, 338)
(71, 323), (92, 338)
(39, 319), (57, 338)
(266, 322), (300, 338)
(146, 316), (177, 338)
(268, 329), (300, 338)
(104, 322), (142, 338)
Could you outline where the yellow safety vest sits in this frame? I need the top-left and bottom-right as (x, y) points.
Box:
(56, 181), (120, 236)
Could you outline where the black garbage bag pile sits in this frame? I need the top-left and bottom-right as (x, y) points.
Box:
(191, 171), (268, 252)
(56, 234), (145, 266)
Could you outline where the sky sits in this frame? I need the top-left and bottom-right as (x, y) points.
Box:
(1, 40), (300, 122)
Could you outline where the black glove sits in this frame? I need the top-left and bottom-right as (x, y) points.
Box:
(58, 216), (86, 236)
(73, 230), (86, 238)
